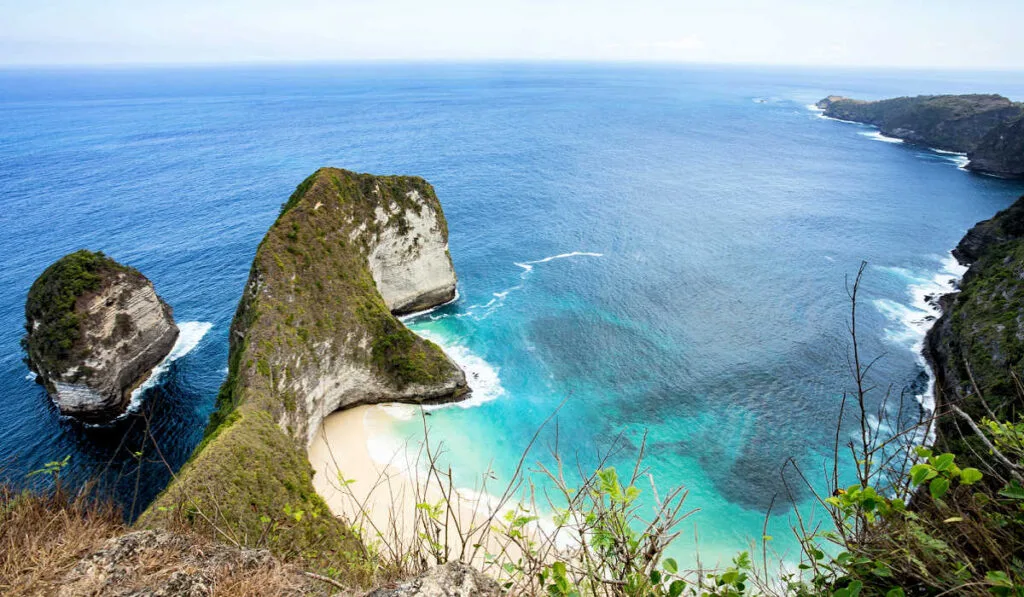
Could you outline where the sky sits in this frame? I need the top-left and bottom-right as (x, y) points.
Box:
(0, 0), (1021, 69)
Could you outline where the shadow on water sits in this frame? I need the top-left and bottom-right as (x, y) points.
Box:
(8, 358), (212, 522)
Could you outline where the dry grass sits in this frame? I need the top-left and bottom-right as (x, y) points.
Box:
(0, 482), (343, 596)
(0, 482), (124, 595)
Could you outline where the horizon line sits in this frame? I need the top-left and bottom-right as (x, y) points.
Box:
(1, 58), (1024, 74)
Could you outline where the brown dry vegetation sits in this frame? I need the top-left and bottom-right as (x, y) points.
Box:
(0, 483), (344, 596)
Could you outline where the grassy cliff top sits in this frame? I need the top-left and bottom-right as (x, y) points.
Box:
(142, 168), (462, 579)
(22, 249), (140, 376)
(211, 167), (459, 430)
(821, 93), (1017, 114)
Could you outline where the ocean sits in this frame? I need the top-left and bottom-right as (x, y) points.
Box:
(1, 63), (1023, 563)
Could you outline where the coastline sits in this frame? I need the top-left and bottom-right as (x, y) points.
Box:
(807, 104), (971, 168)
(307, 405), (523, 566)
(874, 254), (967, 446)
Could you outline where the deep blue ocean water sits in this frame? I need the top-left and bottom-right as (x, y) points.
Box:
(2, 64), (1024, 562)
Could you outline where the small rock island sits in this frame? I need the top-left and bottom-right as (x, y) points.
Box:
(816, 94), (1024, 178)
(23, 250), (179, 423)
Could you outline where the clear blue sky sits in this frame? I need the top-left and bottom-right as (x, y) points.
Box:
(1, 0), (1021, 69)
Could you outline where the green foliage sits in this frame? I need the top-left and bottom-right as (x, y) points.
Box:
(26, 455), (70, 480)
(22, 250), (133, 377)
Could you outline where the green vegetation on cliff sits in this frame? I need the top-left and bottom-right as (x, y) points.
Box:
(817, 94), (1024, 177)
(927, 195), (1024, 462)
(22, 250), (134, 378)
(141, 168), (463, 581)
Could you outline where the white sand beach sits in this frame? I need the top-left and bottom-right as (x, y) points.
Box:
(307, 405), (526, 564)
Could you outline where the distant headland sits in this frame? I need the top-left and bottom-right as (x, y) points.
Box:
(816, 94), (1024, 178)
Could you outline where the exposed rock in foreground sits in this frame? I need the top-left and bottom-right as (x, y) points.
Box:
(816, 94), (1024, 178)
(142, 168), (466, 567)
(23, 250), (179, 423)
(57, 530), (317, 597)
(366, 562), (501, 597)
(925, 194), (1024, 462)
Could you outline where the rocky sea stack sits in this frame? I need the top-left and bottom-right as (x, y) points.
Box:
(23, 250), (179, 423)
(816, 94), (1024, 178)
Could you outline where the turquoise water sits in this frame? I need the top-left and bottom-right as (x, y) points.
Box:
(2, 64), (1024, 560)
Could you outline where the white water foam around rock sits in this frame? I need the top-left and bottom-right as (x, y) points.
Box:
(123, 321), (213, 415)
(872, 255), (967, 444)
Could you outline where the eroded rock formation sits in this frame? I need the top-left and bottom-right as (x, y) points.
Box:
(23, 250), (178, 423)
(142, 168), (466, 559)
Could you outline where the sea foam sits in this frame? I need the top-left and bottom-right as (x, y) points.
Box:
(513, 251), (604, 272)
(859, 130), (904, 144)
(450, 251), (604, 322)
(123, 321), (213, 415)
(416, 329), (506, 410)
(872, 255), (967, 443)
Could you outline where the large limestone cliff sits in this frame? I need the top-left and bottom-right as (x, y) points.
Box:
(925, 194), (1024, 463)
(141, 168), (466, 563)
(817, 94), (1024, 178)
(368, 186), (458, 315)
(228, 167), (466, 445)
(23, 250), (179, 423)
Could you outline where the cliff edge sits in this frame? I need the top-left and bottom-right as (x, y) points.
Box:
(925, 194), (1024, 461)
(141, 168), (467, 567)
(22, 250), (179, 423)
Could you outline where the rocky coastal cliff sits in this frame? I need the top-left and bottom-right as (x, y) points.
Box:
(816, 94), (1024, 178)
(925, 194), (1024, 460)
(22, 250), (179, 423)
(141, 168), (466, 561)
(969, 117), (1024, 178)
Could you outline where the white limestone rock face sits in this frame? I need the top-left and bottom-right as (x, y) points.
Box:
(23, 251), (179, 423)
(368, 189), (458, 315)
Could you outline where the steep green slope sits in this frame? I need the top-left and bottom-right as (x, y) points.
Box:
(927, 194), (1024, 460)
(140, 169), (467, 575)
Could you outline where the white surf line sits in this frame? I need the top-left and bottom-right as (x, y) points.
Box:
(859, 130), (904, 144)
(872, 255), (967, 447)
(809, 104), (972, 170)
(418, 328), (506, 410)
(807, 103), (863, 125)
(513, 251), (605, 273)
(929, 147), (970, 169)
(121, 321), (213, 417)
(445, 251), (606, 321)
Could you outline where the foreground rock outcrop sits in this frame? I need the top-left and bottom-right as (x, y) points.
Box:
(23, 250), (179, 423)
(816, 94), (1024, 178)
(925, 194), (1024, 460)
(142, 168), (466, 566)
(366, 562), (501, 597)
(57, 530), (317, 597)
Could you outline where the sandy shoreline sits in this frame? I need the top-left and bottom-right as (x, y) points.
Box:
(307, 405), (522, 564)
